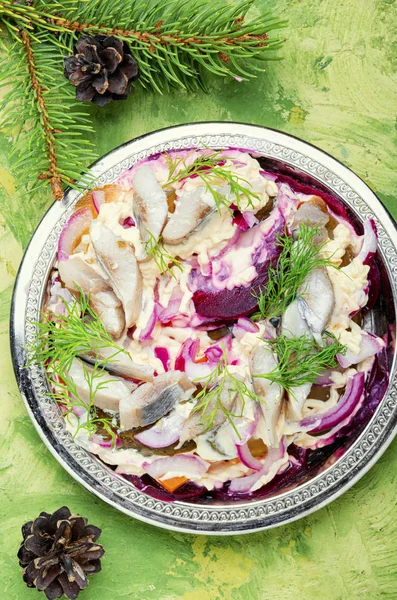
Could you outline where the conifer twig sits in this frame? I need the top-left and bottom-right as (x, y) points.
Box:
(20, 29), (63, 200)
(0, 0), (285, 201)
(0, 30), (95, 201)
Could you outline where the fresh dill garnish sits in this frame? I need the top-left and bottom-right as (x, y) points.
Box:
(50, 363), (118, 445)
(27, 288), (126, 372)
(254, 332), (347, 397)
(27, 288), (126, 446)
(252, 223), (336, 321)
(193, 345), (261, 438)
(145, 230), (183, 279)
(163, 149), (260, 213)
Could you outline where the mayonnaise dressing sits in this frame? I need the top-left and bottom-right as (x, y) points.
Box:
(56, 148), (381, 495)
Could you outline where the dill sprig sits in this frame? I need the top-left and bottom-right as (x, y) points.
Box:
(145, 231), (183, 279)
(193, 345), (261, 437)
(28, 288), (126, 372)
(254, 332), (347, 397)
(27, 288), (126, 444)
(252, 223), (336, 321)
(163, 149), (260, 212)
(50, 363), (118, 445)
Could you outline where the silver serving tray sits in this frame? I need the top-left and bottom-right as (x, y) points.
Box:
(10, 123), (397, 535)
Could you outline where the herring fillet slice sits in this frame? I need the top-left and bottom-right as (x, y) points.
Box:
(119, 371), (195, 431)
(58, 254), (125, 338)
(281, 300), (312, 421)
(250, 345), (284, 448)
(178, 378), (240, 446)
(79, 346), (154, 382)
(298, 267), (335, 342)
(67, 358), (135, 412)
(132, 165), (168, 244)
(162, 186), (217, 245)
(90, 220), (142, 328)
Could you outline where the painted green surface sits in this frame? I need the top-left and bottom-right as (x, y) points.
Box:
(1, 1), (397, 598)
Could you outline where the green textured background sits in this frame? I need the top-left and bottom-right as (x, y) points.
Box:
(1, 1), (397, 598)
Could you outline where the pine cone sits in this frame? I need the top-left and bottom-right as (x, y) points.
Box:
(64, 35), (139, 107)
(17, 506), (104, 599)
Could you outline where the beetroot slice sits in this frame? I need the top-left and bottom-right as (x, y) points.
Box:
(123, 474), (207, 502)
(192, 258), (275, 320)
(192, 217), (283, 321)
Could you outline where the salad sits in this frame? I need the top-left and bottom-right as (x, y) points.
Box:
(33, 148), (389, 503)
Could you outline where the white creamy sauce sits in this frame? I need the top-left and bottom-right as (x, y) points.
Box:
(53, 149), (382, 494)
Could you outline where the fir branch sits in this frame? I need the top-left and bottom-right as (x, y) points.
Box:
(1, 0), (286, 91)
(0, 0), (285, 198)
(20, 29), (62, 199)
(0, 30), (95, 200)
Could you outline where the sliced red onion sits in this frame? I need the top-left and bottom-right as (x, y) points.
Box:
(47, 276), (73, 316)
(58, 207), (93, 262)
(171, 314), (191, 328)
(237, 444), (263, 470)
(232, 317), (258, 341)
(259, 169), (278, 182)
(301, 372), (365, 434)
(92, 190), (105, 213)
(231, 210), (258, 231)
(337, 333), (384, 368)
(233, 404), (262, 469)
(229, 439), (287, 493)
(142, 454), (210, 479)
(204, 334), (233, 364)
(72, 405), (86, 418)
(204, 345), (223, 363)
(358, 218), (377, 266)
(233, 404), (261, 445)
(154, 346), (170, 372)
(232, 212), (249, 231)
(314, 369), (334, 386)
(121, 216), (135, 229)
(157, 289), (183, 324)
(175, 338), (213, 379)
(175, 338), (200, 371)
(139, 305), (158, 341)
(135, 412), (185, 448)
(243, 211), (259, 227)
(91, 433), (122, 448)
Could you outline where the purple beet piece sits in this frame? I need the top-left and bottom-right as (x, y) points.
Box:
(364, 260), (380, 311)
(192, 218), (284, 321)
(123, 474), (207, 502)
(192, 260), (273, 320)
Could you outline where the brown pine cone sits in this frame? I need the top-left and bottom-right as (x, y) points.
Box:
(17, 506), (104, 599)
(64, 35), (139, 107)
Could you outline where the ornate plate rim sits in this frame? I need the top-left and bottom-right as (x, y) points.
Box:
(10, 122), (397, 535)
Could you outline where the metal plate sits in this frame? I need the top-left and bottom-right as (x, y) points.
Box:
(10, 123), (397, 534)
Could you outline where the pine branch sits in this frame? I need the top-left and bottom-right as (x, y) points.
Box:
(2, 0), (286, 91)
(20, 29), (62, 199)
(0, 29), (95, 200)
(0, 0), (285, 200)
